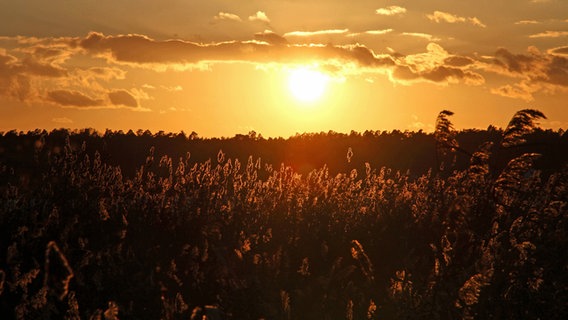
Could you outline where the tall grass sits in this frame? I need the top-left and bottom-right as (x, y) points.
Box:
(0, 110), (566, 319)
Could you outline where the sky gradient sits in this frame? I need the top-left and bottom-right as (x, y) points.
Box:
(1, 0), (567, 137)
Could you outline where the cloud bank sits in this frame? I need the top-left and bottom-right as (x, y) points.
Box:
(487, 46), (568, 100)
(1, 31), (566, 110)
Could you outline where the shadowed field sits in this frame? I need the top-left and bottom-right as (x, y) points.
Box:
(1, 110), (567, 319)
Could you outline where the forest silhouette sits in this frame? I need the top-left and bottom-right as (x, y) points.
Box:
(0, 110), (567, 319)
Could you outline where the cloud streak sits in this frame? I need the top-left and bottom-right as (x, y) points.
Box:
(52, 117), (73, 124)
(548, 46), (568, 57)
(529, 31), (568, 38)
(346, 29), (393, 37)
(284, 29), (349, 37)
(401, 32), (441, 42)
(515, 20), (539, 25)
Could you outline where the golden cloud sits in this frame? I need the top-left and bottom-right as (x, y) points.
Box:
(375, 6), (407, 16)
(213, 12), (242, 22)
(2, 32), (566, 107)
(427, 11), (486, 28)
(248, 11), (270, 23)
(529, 31), (568, 38)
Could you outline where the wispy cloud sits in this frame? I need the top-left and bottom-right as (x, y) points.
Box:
(491, 84), (535, 101)
(162, 85), (183, 92)
(515, 20), (539, 25)
(248, 11), (270, 23)
(213, 12), (242, 22)
(375, 6), (407, 16)
(529, 31), (568, 38)
(401, 32), (441, 42)
(427, 11), (486, 28)
(52, 117), (73, 124)
(548, 46), (568, 57)
(284, 29), (349, 37)
(407, 114), (434, 132)
(346, 29), (393, 37)
(365, 29), (393, 35)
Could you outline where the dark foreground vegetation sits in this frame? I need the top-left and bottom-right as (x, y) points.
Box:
(0, 110), (567, 319)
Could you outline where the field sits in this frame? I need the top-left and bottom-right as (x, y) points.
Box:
(1, 110), (567, 319)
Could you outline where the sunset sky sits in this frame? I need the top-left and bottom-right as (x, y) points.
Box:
(1, 0), (567, 137)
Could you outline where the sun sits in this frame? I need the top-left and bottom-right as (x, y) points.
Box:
(288, 67), (329, 103)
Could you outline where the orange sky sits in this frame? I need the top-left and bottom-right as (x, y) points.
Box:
(1, 0), (567, 137)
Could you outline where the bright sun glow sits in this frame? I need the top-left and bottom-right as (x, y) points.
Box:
(288, 67), (329, 103)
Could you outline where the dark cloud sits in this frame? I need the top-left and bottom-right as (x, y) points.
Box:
(76, 32), (396, 69)
(444, 56), (475, 67)
(2, 32), (565, 107)
(46, 89), (141, 109)
(254, 31), (288, 46)
(0, 49), (67, 78)
(70, 32), (490, 89)
(47, 90), (104, 107)
(486, 47), (568, 100)
(493, 48), (539, 74)
(108, 90), (138, 108)
(491, 47), (568, 87)
(392, 65), (484, 85)
(424, 66), (484, 84)
(491, 84), (534, 101)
